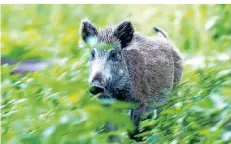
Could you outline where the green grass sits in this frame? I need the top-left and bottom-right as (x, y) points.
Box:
(1, 4), (231, 144)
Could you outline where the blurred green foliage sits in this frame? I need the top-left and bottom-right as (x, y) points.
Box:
(1, 4), (231, 144)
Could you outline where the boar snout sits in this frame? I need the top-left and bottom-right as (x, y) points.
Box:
(89, 72), (106, 95)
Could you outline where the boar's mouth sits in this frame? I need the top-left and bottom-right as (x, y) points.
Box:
(89, 85), (105, 95)
(89, 81), (105, 95)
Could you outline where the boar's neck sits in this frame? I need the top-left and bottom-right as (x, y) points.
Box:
(111, 78), (138, 102)
(102, 66), (138, 102)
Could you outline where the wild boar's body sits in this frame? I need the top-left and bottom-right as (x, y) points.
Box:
(81, 20), (183, 131)
(123, 35), (174, 104)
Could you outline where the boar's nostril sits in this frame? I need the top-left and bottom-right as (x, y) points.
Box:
(92, 72), (103, 83)
(90, 73), (106, 95)
(89, 85), (105, 95)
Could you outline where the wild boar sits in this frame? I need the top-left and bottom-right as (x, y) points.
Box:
(81, 19), (184, 130)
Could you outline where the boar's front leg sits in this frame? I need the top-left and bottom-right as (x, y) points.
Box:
(129, 105), (147, 141)
(131, 105), (147, 130)
(130, 106), (146, 128)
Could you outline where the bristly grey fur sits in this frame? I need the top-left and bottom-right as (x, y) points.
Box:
(98, 27), (116, 44)
(81, 20), (184, 138)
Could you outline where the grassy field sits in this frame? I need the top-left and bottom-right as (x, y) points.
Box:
(1, 4), (231, 143)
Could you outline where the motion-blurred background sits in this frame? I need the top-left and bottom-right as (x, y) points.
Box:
(1, 4), (231, 143)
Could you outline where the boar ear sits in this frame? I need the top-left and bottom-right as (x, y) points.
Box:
(114, 20), (134, 48)
(81, 19), (98, 43)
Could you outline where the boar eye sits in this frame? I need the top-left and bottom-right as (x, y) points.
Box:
(91, 50), (95, 59)
(109, 50), (117, 59)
